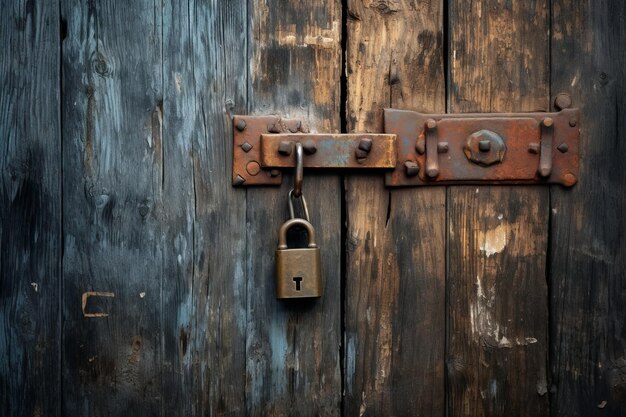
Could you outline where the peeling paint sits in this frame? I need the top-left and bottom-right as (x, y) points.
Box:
(478, 224), (508, 257)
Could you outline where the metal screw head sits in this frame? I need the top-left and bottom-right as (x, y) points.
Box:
(235, 119), (246, 131)
(270, 169), (281, 177)
(426, 119), (437, 130)
(569, 118), (577, 127)
(404, 160), (420, 177)
(554, 93), (572, 111)
(358, 137), (373, 152)
(302, 140), (317, 155)
(241, 142), (253, 152)
(437, 142), (449, 153)
(557, 143), (569, 153)
(278, 141), (293, 156)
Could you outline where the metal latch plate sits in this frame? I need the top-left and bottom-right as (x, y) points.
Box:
(384, 108), (579, 187)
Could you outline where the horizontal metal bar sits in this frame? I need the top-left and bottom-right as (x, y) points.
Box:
(232, 109), (580, 187)
(260, 134), (397, 169)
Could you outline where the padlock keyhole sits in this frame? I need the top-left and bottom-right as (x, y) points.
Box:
(293, 277), (303, 291)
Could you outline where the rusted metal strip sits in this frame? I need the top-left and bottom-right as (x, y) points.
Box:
(260, 134), (396, 169)
(384, 108), (579, 187)
(232, 109), (580, 187)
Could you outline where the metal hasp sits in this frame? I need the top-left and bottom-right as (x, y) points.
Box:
(385, 108), (579, 187)
(232, 115), (396, 186)
(232, 106), (580, 187)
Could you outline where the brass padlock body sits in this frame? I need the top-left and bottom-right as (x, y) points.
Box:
(275, 218), (322, 299)
(275, 247), (321, 298)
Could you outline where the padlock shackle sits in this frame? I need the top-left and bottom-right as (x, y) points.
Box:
(277, 218), (318, 249)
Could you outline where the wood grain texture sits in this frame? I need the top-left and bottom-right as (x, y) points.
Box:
(344, 1), (446, 415)
(550, 1), (626, 415)
(447, 1), (550, 416)
(245, 0), (342, 415)
(61, 1), (163, 415)
(0, 1), (61, 416)
(161, 1), (248, 415)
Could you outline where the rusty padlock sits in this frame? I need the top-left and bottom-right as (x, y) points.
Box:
(275, 218), (322, 299)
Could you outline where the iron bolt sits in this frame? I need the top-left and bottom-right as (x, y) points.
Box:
(464, 130), (506, 166)
(235, 119), (247, 131)
(557, 143), (569, 153)
(554, 93), (572, 111)
(437, 142), (449, 153)
(270, 169), (281, 177)
(278, 141), (293, 156)
(302, 140), (317, 155)
(426, 119), (437, 130)
(479, 140), (491, 152)
(241, 142), (253, 152)
(569, 118), (577, 127)
(563, 173), (578, 187)
(404, 160), (420, 177)
(358, 138), (373, 152)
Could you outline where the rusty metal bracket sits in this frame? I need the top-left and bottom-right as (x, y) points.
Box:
(384, 108), (579, 187)
(232, 106), (579, 187)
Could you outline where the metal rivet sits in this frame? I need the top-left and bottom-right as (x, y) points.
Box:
(302, 140), (317, 155)
(234, 175), (246, 186)
(479, 140), (491, 152)
(235, 119), (246, 131)
(270, 169), (281, 177)
(554, 93), (572, 111)
(246, 161), (261, 176)
(557, 143), (569, 153)
(355, 148), (369, 160)
(543, 117), (554, 128)
(358, 138), (373, 152)
(569, 118), (577, 127)
(528, 143), (540, 154)
(404, 160), (420, 177)
(563, 173), (577, 187)
(278, 141), (292, 156)
(426, 119), (437, 130)
(241, 142), (252, 152)
(438, 142), (449, 153)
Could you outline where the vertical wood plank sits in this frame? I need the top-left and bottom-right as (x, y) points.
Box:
(447, 1), (550, 416)
(550, 1), (626, 415)
(0, 1), (61, 416)
(245, 0), (342, 415)
(160, 1), (248, 415)
(61, 2), (163, 415)
(344, 1), (446, 415)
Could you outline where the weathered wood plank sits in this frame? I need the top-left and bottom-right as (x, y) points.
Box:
(447, 1), (550, 416)
(550, 1), (626, 415)
(61, 2), (163, 415)
(160, 2), (248, 415)
(0, 1), (61, 416)
(344, 1), (446, 415)
(245, 0), (343, 415)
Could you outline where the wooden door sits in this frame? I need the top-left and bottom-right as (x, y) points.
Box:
(1, 1), (625, 416)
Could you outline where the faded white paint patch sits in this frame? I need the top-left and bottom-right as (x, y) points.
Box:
(31, 282), (38, 292)
(139, 292), (146, 298)
(478, 224), (508, 257)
